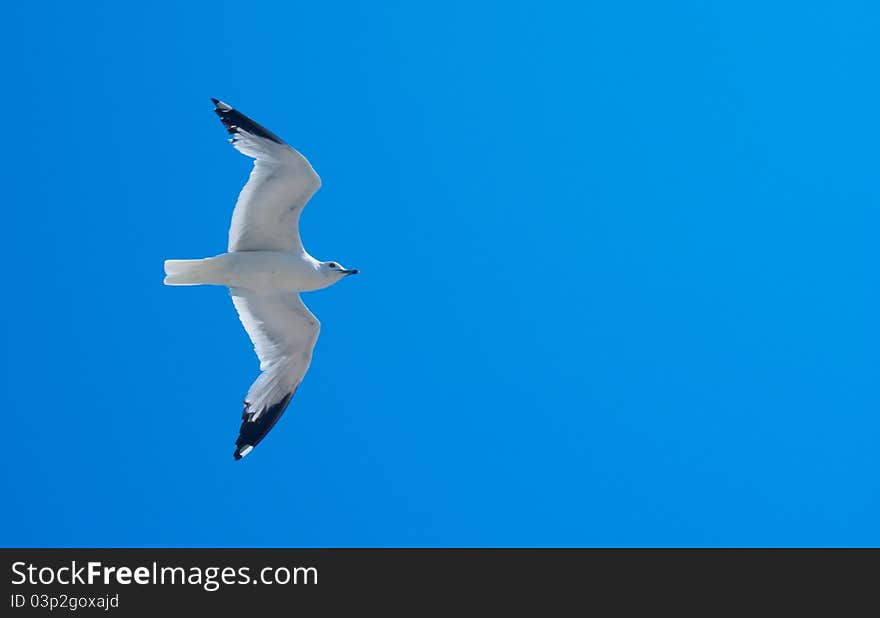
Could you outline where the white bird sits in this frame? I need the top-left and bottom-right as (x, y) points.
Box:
(164, 99), (358, 460)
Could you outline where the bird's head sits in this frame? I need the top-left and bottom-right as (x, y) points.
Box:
(321, 261), (359, 281)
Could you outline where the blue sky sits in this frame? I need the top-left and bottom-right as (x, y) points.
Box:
(1, 1), (878, 546)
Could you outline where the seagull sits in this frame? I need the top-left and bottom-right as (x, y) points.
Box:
(164, 99), (358, 460)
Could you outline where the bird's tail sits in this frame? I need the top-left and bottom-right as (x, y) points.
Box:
(163, 258), (217, 286)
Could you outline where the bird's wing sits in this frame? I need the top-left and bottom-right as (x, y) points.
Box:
(212, 99), (321, 253)
(229, 288), (321, 460)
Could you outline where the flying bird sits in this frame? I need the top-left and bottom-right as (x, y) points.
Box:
(164, 99), (358, 460)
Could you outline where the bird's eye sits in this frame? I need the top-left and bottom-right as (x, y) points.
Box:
(328, 262), (337, 268)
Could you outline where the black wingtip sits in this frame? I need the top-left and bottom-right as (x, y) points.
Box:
(210, 99), (285, 145)
(232, 390), (296, 460)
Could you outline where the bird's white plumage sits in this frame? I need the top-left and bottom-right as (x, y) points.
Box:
(230, 289), (320, 420)
(227, 127), (321, 253)
(164, 99), (357, 460)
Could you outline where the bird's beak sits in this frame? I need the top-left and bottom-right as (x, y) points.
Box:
(343, 269), (360, 276)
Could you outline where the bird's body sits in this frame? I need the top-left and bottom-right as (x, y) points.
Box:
(164, 99), (358, 460)
(165, 250), (339, 293)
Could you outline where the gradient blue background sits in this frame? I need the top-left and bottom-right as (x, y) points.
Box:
(2, 1), (878, 547)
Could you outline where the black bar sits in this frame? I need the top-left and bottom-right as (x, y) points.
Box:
(1, 549), (877, 614)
